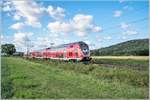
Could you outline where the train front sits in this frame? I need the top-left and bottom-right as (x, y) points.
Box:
(78, 42), (92, 61)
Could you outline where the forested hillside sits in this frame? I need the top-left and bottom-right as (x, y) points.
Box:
(91, 39), (149, 56)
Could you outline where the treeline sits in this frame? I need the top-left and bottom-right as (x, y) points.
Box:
(91, 39), (149, 56)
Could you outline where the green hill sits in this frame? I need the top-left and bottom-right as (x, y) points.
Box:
(91, 38), (149, 56)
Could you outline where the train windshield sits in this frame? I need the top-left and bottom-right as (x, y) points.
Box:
(79, 42), (90, 55)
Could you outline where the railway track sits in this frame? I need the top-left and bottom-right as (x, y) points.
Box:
(25, 57), (147, 71)
(87, 61), (122, 68)
(88, 61), (147, 71)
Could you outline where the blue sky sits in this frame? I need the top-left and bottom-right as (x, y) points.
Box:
(2, 0), (149, 51)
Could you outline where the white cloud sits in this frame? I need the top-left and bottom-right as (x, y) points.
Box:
(10, 22), (25, 30)
(121, 36), (127, 40)
(46, 6), (65, 20)
(13, 13), (21, 20)
(96, 35), (112, 42)
(2, 1), (12, 12)
(35, 37), (50, 48)
(84, 40), (94, 46)
(83, 40), (96, 50)
(6, 13), (11, 17)
(1, 34), (5, 44)
(47, 21), (71, 33)
(1, 34), (4, 40)
(3, 1), (11, 6)
(120, 22), (138, 36)
(47, 14), (102, 37)
(25, 20), (41, 28)
(122, 30), (138, 35)
(36, 37), (62, 48)
(96, 36), (103, 42)
(103, 36), (112, 40)
(63, 39), (70, 44)
(93, 26), (102, 32)
(114, 10), (122, 17)
(5, 1), (66, 23)
(120, 22), (129, 30)
(72, 14), (102, 36)
(32, 36), (66, 50)
(11, 0), (43, 28)
(1, 35), (13, 44)
(119, 0), (125, 3)
(14, 32), (33, 46)
(72, 14), (93, 27)
(3, 5), (12, 12)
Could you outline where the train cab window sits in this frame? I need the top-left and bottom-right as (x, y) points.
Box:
(79, 42), (89, 55)
(70, 45), (73, 48)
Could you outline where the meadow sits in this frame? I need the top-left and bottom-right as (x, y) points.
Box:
(1, 56), (149, 99)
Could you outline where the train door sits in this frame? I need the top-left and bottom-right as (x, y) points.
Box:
(68, 52), (73, 59)
(74, 48), (78, 58)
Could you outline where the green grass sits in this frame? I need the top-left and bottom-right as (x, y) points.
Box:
(92, 57), (149, 71)
(1, 57), (149, 99)
(92, 56), (149, 60)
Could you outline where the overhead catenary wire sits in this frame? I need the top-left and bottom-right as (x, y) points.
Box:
(99, 5), (148, 33)
(27, 16), (148, 43)
(25, 4), (148, 43)
(91, 16), (148, 48)
(100, 17), (148, 33)
(25, 16), (148, 50)
(102, 5), (148, 25)
(24, 5), (149, 50)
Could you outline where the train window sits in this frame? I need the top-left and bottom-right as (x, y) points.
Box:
(69, 52), (72, 56)
(59, 54), (63, 58)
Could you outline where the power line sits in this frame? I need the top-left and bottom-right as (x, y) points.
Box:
(101, 17), (148, 33)
(25, 16), (148, 51)
(102, 5), (148, 25)
(121, 5), (148, 19)
(23, 16), (148, 51)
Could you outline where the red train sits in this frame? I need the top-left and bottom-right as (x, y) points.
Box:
(28, 41), (91, 61)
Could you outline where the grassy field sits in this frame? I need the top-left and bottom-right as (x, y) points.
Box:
(1, 57), (149, 99)
(92, 56), (149, 60)
(92, 56), (149, 71)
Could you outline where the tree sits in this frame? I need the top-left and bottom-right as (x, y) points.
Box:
(1, 44), (16, 55)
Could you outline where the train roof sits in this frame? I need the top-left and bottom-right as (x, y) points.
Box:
(46, 41), (87, 49)
(32, 41), (87, 52)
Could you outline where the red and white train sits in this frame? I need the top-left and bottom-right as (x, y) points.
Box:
(28, 41), (91, 61)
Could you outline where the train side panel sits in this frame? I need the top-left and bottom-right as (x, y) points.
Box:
(29, 41), (91, 61)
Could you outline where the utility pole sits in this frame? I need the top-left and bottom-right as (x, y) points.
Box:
(25, 38), (32, 58)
